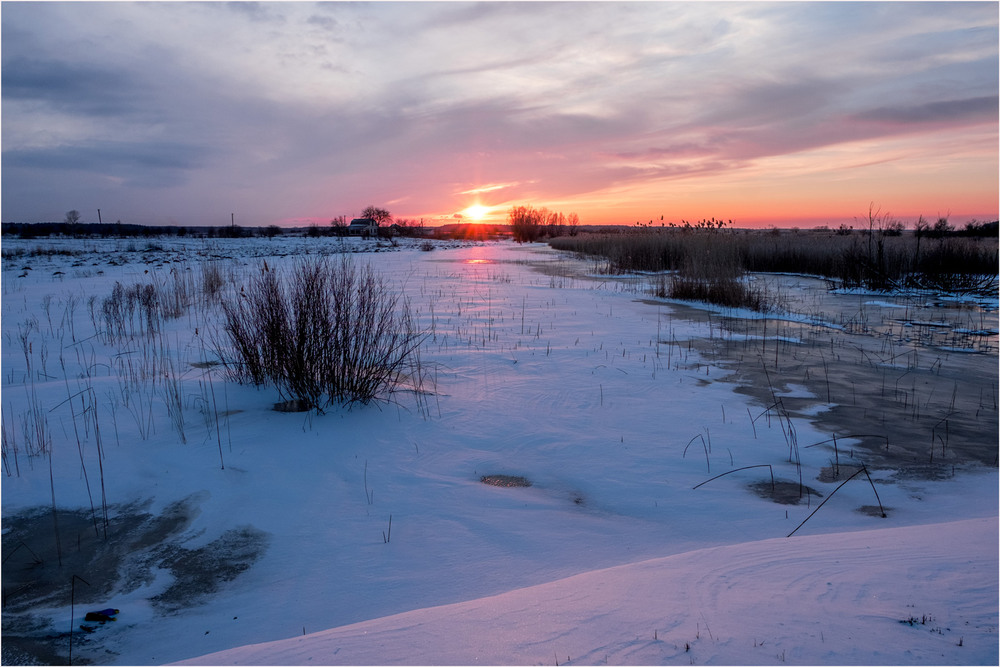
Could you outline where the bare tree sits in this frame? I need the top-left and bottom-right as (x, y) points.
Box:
(547, 211), (565, 237)
(361, 206), (392, 226)
(567, 212), (580, 236)
(508, 205), (545, 243)
(65, 210), (81, 225)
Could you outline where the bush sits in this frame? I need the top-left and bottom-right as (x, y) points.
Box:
(218, 258), (424, 409)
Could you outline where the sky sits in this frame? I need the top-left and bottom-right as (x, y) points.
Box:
(2, 1), (998, 228)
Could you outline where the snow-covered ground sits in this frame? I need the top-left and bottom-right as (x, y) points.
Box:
(2, 237), (996, 665)
(177, 518), (997, 666)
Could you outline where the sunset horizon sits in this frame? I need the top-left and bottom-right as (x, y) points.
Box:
(3, 2), (997, 229)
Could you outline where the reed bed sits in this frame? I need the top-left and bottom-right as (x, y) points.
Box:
(550, 228), (998, 296)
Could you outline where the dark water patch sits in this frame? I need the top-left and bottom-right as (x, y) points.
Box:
(817, 465), (866, 483)
(673, 289), (998, 476)
(273, 398), (312, 412)
(857, 505), (891, 517)
(1, 495), (268, 664)
(189, 360), (222, 369)
(1, 632), (82, 666)
(748, 479), (823, 505)
(1, 499), (192, 613)
(152, 526), (269, 612)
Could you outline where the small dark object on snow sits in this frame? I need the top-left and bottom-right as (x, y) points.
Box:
(480, 474), (531, 488)
(273, 398), (312, 413)
(84, 608), (119, 623)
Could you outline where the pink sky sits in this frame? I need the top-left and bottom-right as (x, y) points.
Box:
(3, 2), (997, 228)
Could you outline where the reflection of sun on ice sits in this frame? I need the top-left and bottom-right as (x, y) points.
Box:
(462, 205), (490, 221)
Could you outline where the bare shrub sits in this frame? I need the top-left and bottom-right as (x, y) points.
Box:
(218, 258), (424, 409)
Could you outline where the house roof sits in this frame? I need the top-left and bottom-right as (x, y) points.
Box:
(349, 218), (377, 227)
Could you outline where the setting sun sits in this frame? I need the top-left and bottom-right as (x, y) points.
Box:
(462, 205), (490, 221)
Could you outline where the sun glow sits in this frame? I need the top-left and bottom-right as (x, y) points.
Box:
(462, 204), (490, 221)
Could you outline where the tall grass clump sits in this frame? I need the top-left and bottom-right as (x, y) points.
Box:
(218, 258), (424, 410)
(652, 240), (774, 311)
(101, 282), (161, 343)
(201, 262), (225, 301)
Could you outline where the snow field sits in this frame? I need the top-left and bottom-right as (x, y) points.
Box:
(177, 517), (998, 666)
(1, 238), (996, 665)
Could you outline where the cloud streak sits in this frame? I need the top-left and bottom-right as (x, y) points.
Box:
(2, 1), (996, 226)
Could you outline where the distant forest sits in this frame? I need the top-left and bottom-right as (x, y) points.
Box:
(1, 220), (996, 240)
(0, 221), (428, 239)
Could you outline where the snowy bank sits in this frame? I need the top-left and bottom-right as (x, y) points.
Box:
(176, 517), (997, 666)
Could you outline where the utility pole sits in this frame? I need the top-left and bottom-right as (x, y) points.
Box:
(231, 212), (235, 227)
(97, 209), (102, 224)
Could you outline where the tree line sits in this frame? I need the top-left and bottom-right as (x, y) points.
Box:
(507, 205), (580, 243)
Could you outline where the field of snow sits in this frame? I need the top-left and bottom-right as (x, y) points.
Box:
(1, 236), (996, 665)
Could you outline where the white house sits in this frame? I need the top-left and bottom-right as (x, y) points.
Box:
(347, 218), (378, 237)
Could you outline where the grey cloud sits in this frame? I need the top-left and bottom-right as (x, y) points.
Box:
(3, 141), (208, 188)
(605, 158), (747, 184)
(701, 77), (846, 129)
(855, 96), (999, 125)
(426, 2), (552, 30)
(2, 57), (142, 116)
(391, 96), (641, 158)
(611, 143), (715, 160)
(220, 2), (284, 24)
(428, 52), (560, 80)
(306, 14), (340, 32)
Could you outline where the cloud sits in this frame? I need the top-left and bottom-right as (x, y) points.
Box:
(611, 144), (716, 161)
(3, 140), (208, 188)
(0, 1), (995, 225)
(216, 1), (287, 25)
(1, 57), (143, 117)
(854, 96), (999, 126)
(457, 183), (521, 195)
(306, 13), (340, 33)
